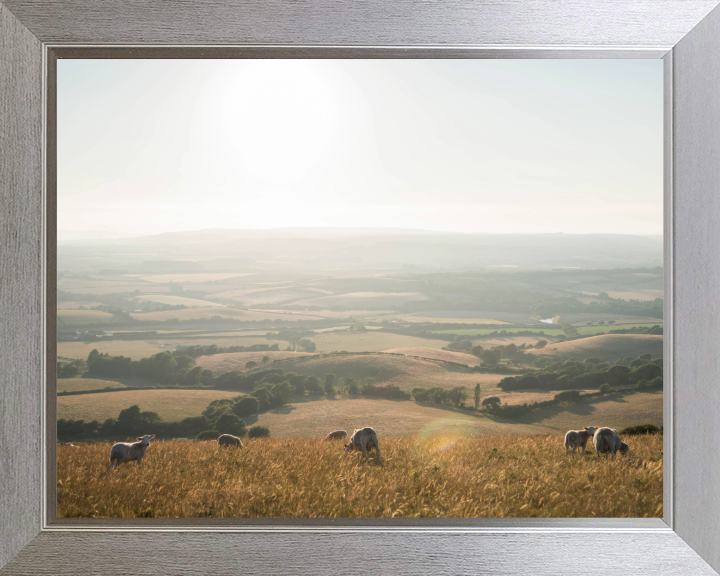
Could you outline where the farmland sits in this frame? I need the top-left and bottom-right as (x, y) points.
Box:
(57, 434), (663, 518)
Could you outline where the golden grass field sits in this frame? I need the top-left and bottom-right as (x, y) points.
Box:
(57, 389), (241, 422)
(56, 434), (663, 518)
(524, 334), (663, 360)
(196, 351), (314, 372)
(275, 353), (505, 391)
(130, 308), (321, 322)
(57, 378), (131, 393)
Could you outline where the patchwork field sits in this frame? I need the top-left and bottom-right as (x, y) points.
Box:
(129, 273), (252, 283)
(57, 389), (241, 422)
(57, 434), (663, 518)
(296, 292), (429, 308)
(430, 327), (564, 337)
(310, 332), (449, 353)
(525, 334), (663, 360)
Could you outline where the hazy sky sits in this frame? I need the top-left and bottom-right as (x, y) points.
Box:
(58, 59), (663, 237)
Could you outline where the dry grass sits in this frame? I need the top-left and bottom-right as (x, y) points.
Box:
(56, 434), (663, 518)
(129, 273), (252, 283)
(524, 334), (663, 361)
(196, 351), (314, 372)
(57, 389), (241, 422)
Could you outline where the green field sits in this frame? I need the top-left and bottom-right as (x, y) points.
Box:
(57, 310), (115, 326)
(576, 323), (662, 336)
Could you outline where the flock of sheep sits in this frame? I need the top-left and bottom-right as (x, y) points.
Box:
(70, 425), (627, 470)
(564, 426), (630, 459)
(103, 427), (381, 469)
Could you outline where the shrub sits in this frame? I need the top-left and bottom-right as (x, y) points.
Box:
(196, 430), (221, 441)
(554, 390), (580, 403)
(620, 424), (662, 435)
(245, 361), (258, 369)
(599, 384), (611, 394)
(248, 426), (270, 438)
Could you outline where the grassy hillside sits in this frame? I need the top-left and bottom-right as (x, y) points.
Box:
(275, 353), (504, 391)
(57, 310), (115, 326)
(516, 391), (663, 432)
(57, 434), (663, 518)
(383, 347), (480, 365)
(57, 389), (241, 422)
(524, 334), (663, 360)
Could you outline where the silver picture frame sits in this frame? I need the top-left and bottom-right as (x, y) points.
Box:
(2, 1), (720, 573)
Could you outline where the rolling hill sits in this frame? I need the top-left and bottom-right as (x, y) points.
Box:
(525, 334), (663, 361)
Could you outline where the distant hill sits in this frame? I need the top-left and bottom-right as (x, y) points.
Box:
(525, 334), (663, 361)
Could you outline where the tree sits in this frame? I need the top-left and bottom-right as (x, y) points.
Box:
(87, 349), (100, 363)
(232, 396), (260, 417)
(535, 340), (547, 349)
(470, 345), (484, 358)
(343, 377), (359, 396)
(261, 355), (270, 364)
(324, 373), (336, 396)
(599, 383), (611, 394)
(474, 383), (481, 410)
(245, 361), (258, 369)
(482, 397), (501, 409)
(215, 413), (247, 437)
(248, 426), (270, 438)
(446, 386), (468, 407)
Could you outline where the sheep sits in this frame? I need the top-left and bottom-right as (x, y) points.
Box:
(593, 427), (630, 459)
(324, 430), (347, 441)
(218, 434), (243, 448)
(344, 427), (380, 461)
(564, 426), (597, 457)
(109, 434), (155, 470)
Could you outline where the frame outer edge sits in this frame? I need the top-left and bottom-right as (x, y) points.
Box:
(0, 2), (44, 571)
(671, 3), (720, 573)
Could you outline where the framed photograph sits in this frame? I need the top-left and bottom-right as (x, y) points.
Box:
(2, 1), (720, 574)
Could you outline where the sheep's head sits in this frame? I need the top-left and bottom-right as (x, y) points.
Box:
(583, 426), (596, 436)
(619, 442), (630, 455)
(136, 434), (155, 447)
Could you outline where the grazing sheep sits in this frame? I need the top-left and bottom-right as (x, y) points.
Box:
(593, 427), (630, 459)
(324, 430), (347, 441)
(109, 434), (155, 470)
(344, 427), (380, 461)
(218, 434), (243, 448)
(564, 426), (597, 457)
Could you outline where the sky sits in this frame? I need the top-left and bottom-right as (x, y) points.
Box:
(57, 59), (663, 238)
